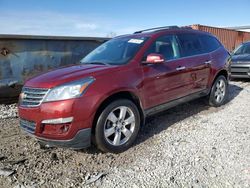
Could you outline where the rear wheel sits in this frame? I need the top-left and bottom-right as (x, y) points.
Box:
(95, 99), (140, 153)
(208, 75), (228, 107)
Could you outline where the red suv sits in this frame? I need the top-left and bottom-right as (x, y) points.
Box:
(18, 26), (231, 153)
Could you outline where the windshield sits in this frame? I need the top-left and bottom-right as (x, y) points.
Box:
(234, 43), (250, 55)
(81, 36), (149, 65)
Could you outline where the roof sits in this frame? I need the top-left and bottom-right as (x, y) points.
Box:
(116, 26), (213, 39)
(0, 34), (110, 42)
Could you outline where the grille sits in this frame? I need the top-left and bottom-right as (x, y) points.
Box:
(20, 87), (49, 107)
(235, 61), (250, 64)
(20, 119), (36, 134)
(232, 72), (248, 76)
(231, 67), (249, 72)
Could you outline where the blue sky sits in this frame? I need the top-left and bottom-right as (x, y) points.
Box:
(0, 0), (249, 37)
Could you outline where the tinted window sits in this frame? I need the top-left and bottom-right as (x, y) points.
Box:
(144, 35), (180, 61)
(199, 35), (221, 53)
(234, 43), (250, 55)
(178, 34), (203, 57)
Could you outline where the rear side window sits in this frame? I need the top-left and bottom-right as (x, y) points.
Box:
(177, 34), (204, 57)
(144, 35), (180, 61)
(199, 35), (221, 53)
(177, 33), (221, 57)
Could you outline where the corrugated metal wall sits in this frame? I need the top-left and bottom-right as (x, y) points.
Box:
(0, 35), (109, 101)
(191, 24), (250, 51)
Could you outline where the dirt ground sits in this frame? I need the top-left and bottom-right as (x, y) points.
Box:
(0, 80), (250, 188)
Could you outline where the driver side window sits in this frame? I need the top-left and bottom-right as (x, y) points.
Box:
(144, 35), (180, 61)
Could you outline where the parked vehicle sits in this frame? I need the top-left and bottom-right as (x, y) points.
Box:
(230, 41), (250, 78)
(18, 26), (231, 153)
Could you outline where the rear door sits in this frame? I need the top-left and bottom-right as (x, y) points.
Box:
(177, 33), (211, 93)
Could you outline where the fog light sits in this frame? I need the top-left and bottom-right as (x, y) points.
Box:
(41, 123), (71, 135)
(60, 124), (69, 133)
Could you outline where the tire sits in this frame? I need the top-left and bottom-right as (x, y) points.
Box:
(94, 99), (140, 153)
(208, 75), (228, 107)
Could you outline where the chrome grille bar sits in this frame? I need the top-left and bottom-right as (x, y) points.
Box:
(20, 87), (49, 107)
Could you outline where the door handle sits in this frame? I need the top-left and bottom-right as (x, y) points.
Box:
(204, 60), (212, 65)
(176, 66), (186, 71)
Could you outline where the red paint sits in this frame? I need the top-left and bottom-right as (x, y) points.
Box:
(146, 53), (165, 63)
(18, 28), (230, 142)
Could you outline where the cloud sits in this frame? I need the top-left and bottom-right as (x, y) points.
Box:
(0, 11), (116, 37)
(0, 10), (147, 37)
(75, 23), (98, 30)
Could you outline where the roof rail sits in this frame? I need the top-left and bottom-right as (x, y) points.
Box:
(134, 26), (180, 34)
(181, 26), (193, 30)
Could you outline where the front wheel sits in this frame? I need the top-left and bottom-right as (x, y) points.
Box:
(94, 99), (140, 153)
(208, 75), (228, 107)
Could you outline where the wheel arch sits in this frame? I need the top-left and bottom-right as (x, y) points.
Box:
(215, 69), (228, 80)
(91, 91), (145, 135)
(208, 69), (229, 107)
(210, 69), (228, 87)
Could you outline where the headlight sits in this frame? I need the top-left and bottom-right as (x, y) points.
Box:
(43, 77), (95, 102)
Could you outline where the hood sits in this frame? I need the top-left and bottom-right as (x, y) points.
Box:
(25, 64), (119, 88)
(232, 54), (250, 63)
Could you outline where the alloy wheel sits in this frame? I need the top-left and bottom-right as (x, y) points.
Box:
(104, 106), (135, 146)
(214, 79), (226, 103)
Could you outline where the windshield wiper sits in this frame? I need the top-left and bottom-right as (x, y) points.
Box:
(83, 61), (110, 66)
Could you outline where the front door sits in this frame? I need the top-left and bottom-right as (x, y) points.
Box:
(141, 34), (191, 109)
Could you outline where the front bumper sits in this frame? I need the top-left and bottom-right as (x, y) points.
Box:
(33, 128), (91, 149)
(18, 97), (97, 149)
(230, 64), (250, 78)
(19, 118), (91, 149)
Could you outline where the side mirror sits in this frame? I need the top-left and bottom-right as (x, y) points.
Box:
(145, 53), (165, 64)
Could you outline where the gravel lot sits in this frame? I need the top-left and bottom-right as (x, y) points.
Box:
(0, 80), (250, 188)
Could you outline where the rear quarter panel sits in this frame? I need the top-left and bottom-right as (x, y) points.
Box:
(208, 47), (231, 87)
